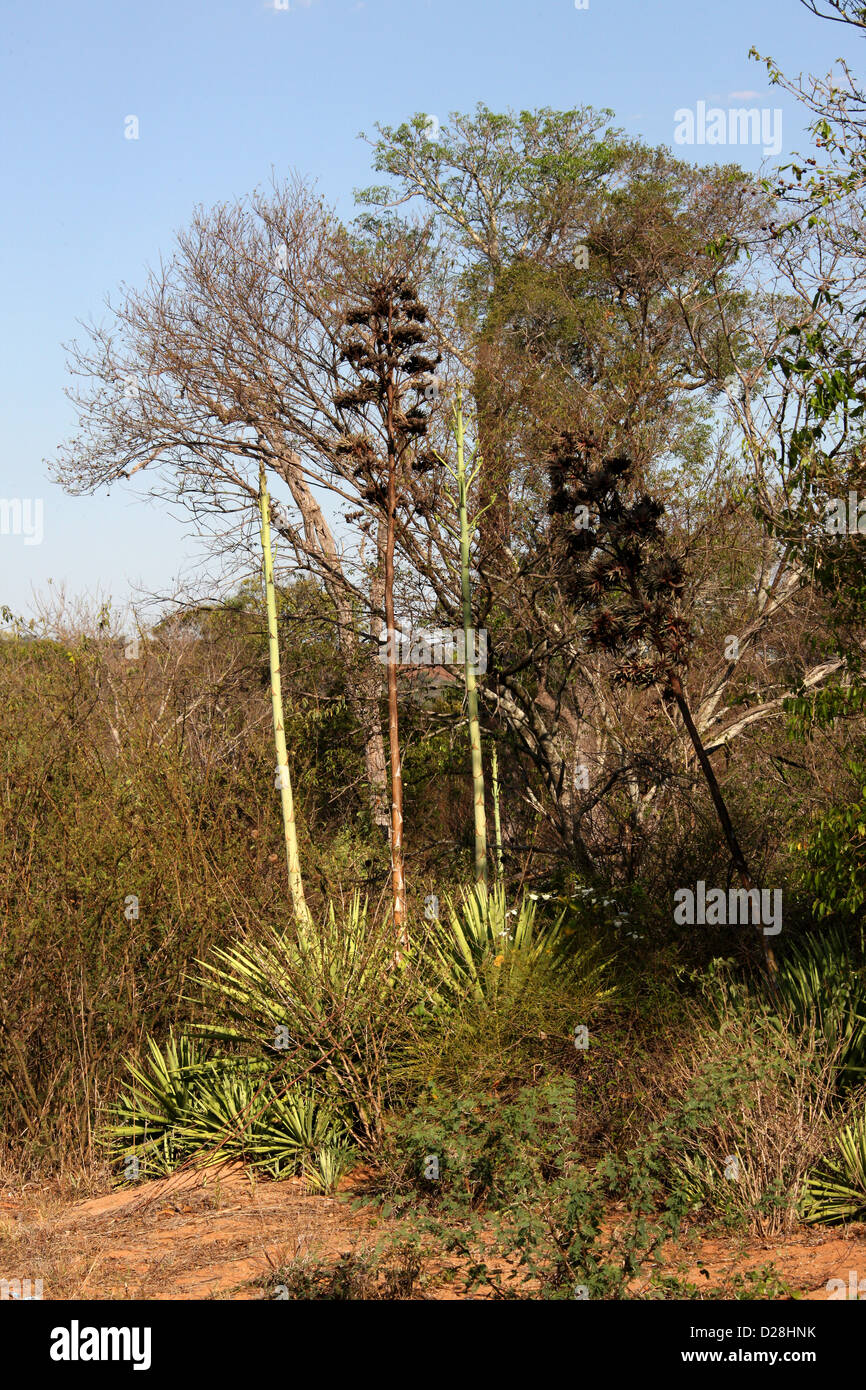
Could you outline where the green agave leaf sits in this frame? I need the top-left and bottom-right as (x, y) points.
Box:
(804, 1110), (866, 1225)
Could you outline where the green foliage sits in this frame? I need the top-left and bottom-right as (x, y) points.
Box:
(382, 1077), (579, 1209)
(792, 762), (866, 921)
(783, 684), (866, 946)
(106, 887), (615, 1186)
(106, 1032), (215, 1176)
(106, 1031), (349, 1183)
(762, 303), (866, 641)
(786, 685), (866, 739)
(359, 103), (624, 267)
(771, 925), (866, 1083)
(642, 1265), (797, 1301)
(803, 1105), (866, 1225)
(192, 894), (423, 1143)
(426, 881), (606, 1006)
(403, 883), (614, 1096)
(370, 1078), (681, 1299)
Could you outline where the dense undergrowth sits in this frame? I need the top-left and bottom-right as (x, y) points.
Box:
(4, 622), (866, 1299)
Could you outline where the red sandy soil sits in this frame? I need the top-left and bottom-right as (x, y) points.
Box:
(1, 1164), (865, 1300)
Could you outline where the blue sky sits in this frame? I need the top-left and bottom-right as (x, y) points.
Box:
(0, 0), (856, 624)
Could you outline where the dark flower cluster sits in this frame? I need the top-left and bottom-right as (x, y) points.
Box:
(332, 273), (442, 497)
(546, 431), (690, 686)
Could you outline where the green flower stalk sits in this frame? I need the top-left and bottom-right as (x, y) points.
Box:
(454, 387), (488, 891)
(258, 460), (310, 925)
(490, 740), (504, 880)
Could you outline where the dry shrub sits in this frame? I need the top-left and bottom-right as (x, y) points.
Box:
(645, 987), (841, 1235)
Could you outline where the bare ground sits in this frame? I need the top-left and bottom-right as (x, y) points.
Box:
(1, 1164), (865, 1300)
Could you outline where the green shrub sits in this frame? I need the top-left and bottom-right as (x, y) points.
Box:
(770, 925), (866, 1086)
(425, 883), (580, 1006)
(795, 759), (866, 921)
(401, 884), (614, 1095)
(367, 1078), (683, 1299)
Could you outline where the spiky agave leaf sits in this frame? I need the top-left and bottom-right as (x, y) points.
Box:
(248, 1087), (348, 1178)
(772, 925), (866, 1081)
(174, 1060), (275, 1167)
(105, 1031), (351, 1181)
(192, 895), (412, 1047)
(425, 882), (602, 1009)
(802, 1109), (866, 1225)
(104, 1031), (241, 1178)
(189, 895), (422, 1141)
(303, 1145), (353, 1195)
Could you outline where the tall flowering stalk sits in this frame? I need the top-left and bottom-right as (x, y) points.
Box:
(258, 460), (309, 925)
(490, 741), (504, 881)
(334, 270), (438, 937)
(454, 388), (489, 891)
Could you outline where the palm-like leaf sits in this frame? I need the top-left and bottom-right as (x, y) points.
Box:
(803, 1109), (866, 1225)
(105, 1036), (349, 1180)
(774, 926), (866, 1081)
(426, 882), (610, 1008)
(105, 1031), (226, 1174)
(249, 1088), (348, 1178)
(190, 894), (420, 1140)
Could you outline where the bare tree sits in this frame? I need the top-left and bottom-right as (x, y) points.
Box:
(53, 178), (402, 835)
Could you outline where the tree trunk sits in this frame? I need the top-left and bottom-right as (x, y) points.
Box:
(472, 325), (512, 571)
(490, 741), (504, 880)
(355, 665), (390, 835)
(669, 673), (777, 980)
(357, 515), (390, 835)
